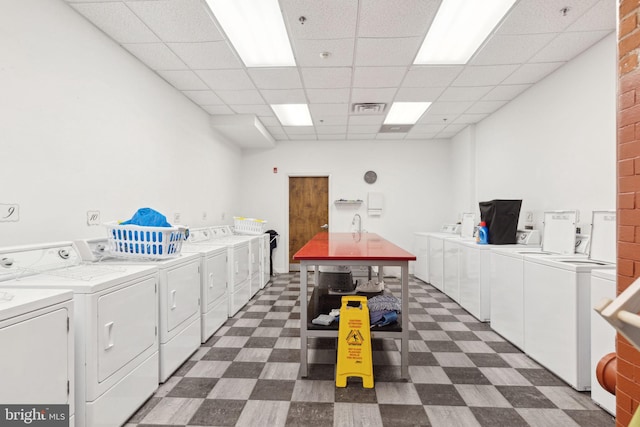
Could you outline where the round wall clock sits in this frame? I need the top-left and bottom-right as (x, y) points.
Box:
(364, 170), (377, 184)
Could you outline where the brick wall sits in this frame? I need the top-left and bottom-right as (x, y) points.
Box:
(618, 1), (640, 426)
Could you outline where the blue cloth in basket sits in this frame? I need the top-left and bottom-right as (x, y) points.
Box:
(120, 208), (172, 227)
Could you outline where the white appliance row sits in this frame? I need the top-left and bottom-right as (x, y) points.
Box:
(414, 227), (540, 322)
(0, 243), (159, 427)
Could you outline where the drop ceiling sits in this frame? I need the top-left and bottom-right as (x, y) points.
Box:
(64, 0), (615, 147)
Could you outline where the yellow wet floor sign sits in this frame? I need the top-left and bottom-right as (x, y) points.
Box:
(336, 296), (373, 388)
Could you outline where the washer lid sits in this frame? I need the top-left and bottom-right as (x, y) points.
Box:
(0, 288), (72, 322)
(542, 210), (578, 254)
(590, 211), (616, 264)
(460, 213), (475, 238)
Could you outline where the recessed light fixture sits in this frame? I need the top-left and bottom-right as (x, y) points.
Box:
(271, 104), (313, 126)
(383, 102), (432, 125)
(205, 0), (296, 67)
(414, 0), (516, 65)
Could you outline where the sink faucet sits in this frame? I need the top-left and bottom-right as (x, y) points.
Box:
(352, 213), (362, 233)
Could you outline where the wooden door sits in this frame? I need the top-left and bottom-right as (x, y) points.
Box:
(289, 176), (329, 269)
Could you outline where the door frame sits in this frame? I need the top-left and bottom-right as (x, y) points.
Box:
(284, 173), (332, 272)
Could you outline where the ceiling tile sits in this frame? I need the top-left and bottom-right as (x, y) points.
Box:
(348, 115), (385, 125)
(71, 3), (159, 43)
(565, 0), (616, 32)
(266, 125), (286, 134)
(247, 68), (303, 89)
(470, 34), (557, 65)
(351, 88), (398, 104)
(260, 89), (307, 104)
(422, 101), (473, 115)
(230, 105), (274, 116)
(528, 30), (612, 63)
(358, 0), (438, 37)
(502, 62), (564, 85)
(309, 103), (349, 116)
(347, 134), (377, 140)
(452, 114), (489, 124)
(417, 113), (461, 124)
(273, 134), (290, 141)
(318, 134), (348, 140)
(402, 66), (464, 87)
(482, 84), (531, 101)
(292, 39), (355, 67)
(288, 135), (318, 140)
(202, 105), (234, 114)
(284, 126), (316, 135)
(348, 125), (381, 134)
(497, 0), (599, 35)
(216, 89), (265, 105)
(405, 132), (439, 140)
(438, 87), (494, 102)
(466, 100), (508, 114)
(306, 88), (351, 103)
(196, 69), (255, 90)
(156, 70), (207, 90)
(168, 41), (242, 69)
(353, 67), (407, 88)
(182, 90), (224, 105)
(412, 124), (447, 133)
(313, 115), (349, 126)
(281, 0), (358, 40)
(451, 65), (519, 87)
(301, 67), (352, 88)
(316, 125), (347, 134)
(355, 38), (422, 66)
(123, 43), (187, 70)
(261, 117), (282, 127)
(395, 87), (444, 102)
(127, 0), (224, 42)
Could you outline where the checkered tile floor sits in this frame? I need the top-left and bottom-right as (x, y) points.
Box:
(125, 273), (615, 427)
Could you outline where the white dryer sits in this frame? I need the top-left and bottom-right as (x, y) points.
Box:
(0, 287), (74, 425)
(76, 239), (201, 383)
(590, 268), (616, 415)
(209, 226), (252, 316)
(0, 243), (159, 427)
(523, 211), (616, 390)
(182, 228), (229, 343)
(259, 233), (270, 288)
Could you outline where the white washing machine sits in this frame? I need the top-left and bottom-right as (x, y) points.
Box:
(209, 226), (252, 316)
(458, 230), (540, 323)
(181, 228), (229, 343)
(75, 239), (201, 383)
(490, 211), (582, 350)
(413, 232), (430, 283)
(260, 233), (270, 288)
(0, 287), (74, 425)
(426, 226), (462, 291)
(0, 242), (159, 427)
(590, 268), (616, 415)
(523, 211), (616, 390)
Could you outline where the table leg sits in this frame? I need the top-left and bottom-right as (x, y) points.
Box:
(300, 262), (308, 378)
(401, 262), (409, 379)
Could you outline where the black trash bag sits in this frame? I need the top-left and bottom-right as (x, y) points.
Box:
(266, 229), (279, 276)
(478, 200), (522, 244)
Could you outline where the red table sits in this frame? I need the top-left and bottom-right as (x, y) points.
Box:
(293, 232), (416, 379)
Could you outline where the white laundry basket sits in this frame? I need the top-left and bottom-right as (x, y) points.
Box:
(104, 221), (188, 259)
(233, 217), (267, 235)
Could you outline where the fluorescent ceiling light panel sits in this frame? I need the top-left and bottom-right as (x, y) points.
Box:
(384, 102), (432, 125)
(271, 104), (313, 126)
(205, 0), (295, 67)
(414, 0), (516, 65)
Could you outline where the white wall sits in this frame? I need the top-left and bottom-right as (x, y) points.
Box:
(240, 139), (454, 273)
(0, 0), (242, 246)
(451, 32), (617, 233)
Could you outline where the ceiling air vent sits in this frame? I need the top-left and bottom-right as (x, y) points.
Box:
(352, 103), (386, 114)
(380, 124), (413, 133)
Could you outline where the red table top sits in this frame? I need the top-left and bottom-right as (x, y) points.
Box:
(293, 232), (416, 261)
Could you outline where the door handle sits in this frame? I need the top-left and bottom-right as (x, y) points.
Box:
(320, 224), (329, 229)
(171, 289), (177, 310)
(104, 321), (114, 350)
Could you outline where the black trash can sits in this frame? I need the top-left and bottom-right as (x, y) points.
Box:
(478, 200), (522, 244)
(266, 229), (279, 276)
